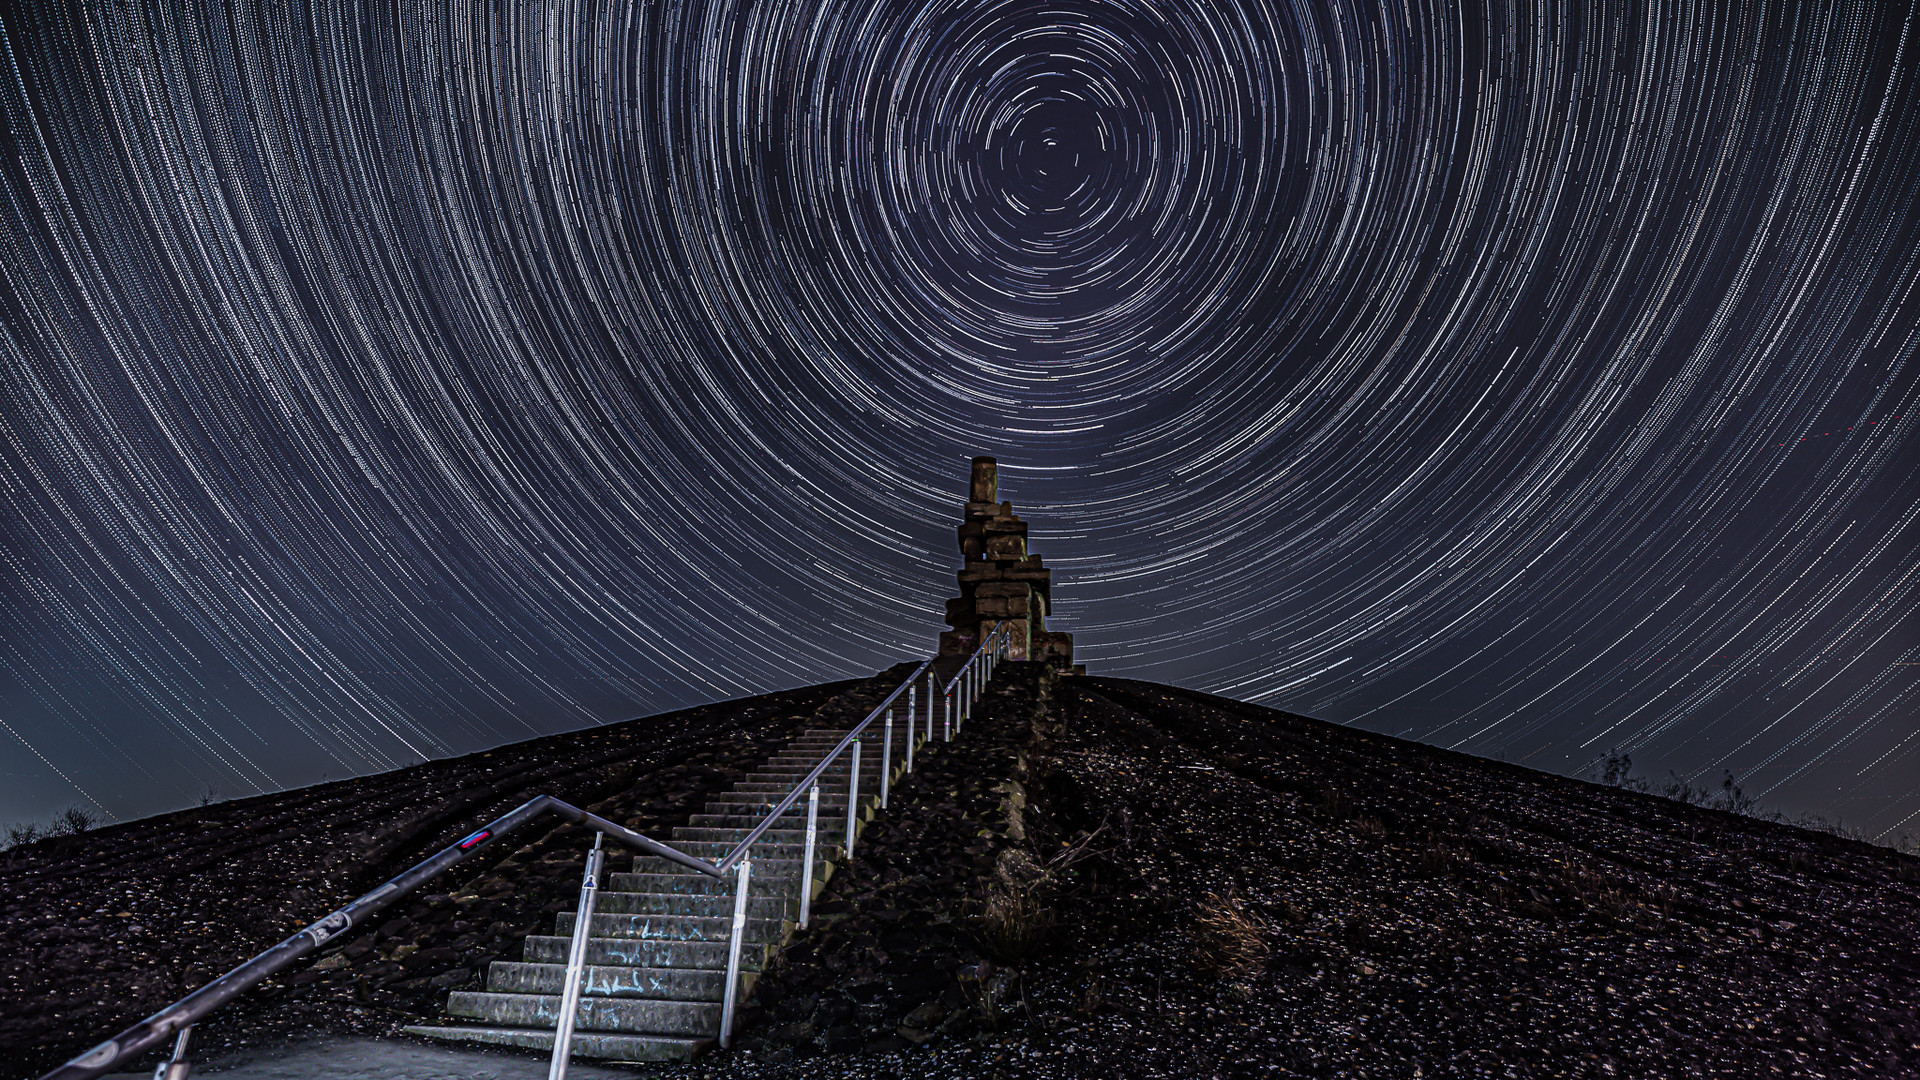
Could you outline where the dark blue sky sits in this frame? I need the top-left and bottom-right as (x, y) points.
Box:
(1, 0), (1916, 841)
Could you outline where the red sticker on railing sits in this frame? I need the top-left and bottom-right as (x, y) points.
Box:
(458, 829), (492, 849)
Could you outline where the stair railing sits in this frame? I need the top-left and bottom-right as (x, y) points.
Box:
(39, 625), (1016, 1080)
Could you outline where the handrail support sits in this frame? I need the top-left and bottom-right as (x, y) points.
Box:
(548, 832), (603, 1080)
(719, 859), (753, 1048)
(798, 785), (819, 929)
(151, 1026), (190, 1080)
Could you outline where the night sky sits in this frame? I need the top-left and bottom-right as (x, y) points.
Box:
(1, 0), (1915, 841)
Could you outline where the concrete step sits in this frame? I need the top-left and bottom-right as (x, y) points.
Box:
(604, 870), (820, 895)
(403, 1024), (711, 1063)
(486, 959), (749, 1002)
(592, 889), (798, 920)
(608, 866), (836, 900)
(520, 933), (770, 971)
(652, 839), (823, 860)
(709, 785), (863, 801)
(730, 780), (868, 793)
(668, 826), (817, 844)
(628, 854), (824, 878)
(554, 909), (790, 943)
(447, 990), (721, 1038)
(686, 812), (824, 830)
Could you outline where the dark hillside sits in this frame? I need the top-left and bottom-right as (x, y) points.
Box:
(692, 672), (1920, 1079)
(10, 667), (1919, 1079)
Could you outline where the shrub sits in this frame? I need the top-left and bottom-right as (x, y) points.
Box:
(57, 806), (97, 834)
(4, 821), (42, 849)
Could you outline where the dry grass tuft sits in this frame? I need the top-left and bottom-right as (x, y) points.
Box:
(974, 878), (1056, 963)
(1192, 891), (1271, 980)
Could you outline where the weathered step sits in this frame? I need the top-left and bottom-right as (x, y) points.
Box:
(605, 870), (808, 895)
(447, 990), (722, 1038)
(403, 1024), (710, 1063)
(486, 960), (750, 1002)
(629, 854), (824, 878)
(731, 780), (868, 793)
(685, 814), (844, 833)
(555, 910), (790, 943)
(521, 934), (770, 971)
(608, 867), (836, 897)
(700, 794), (875, 815)
(707, 786), (864, 803)
(593, 889), (798, 920)
(653, 839), (825, 860)
(669, 826), (818, 845)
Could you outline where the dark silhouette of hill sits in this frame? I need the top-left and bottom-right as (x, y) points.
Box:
(7, 665), (1918, 1079)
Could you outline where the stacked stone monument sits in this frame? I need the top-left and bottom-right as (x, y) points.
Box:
(939, 457), (1077, 670)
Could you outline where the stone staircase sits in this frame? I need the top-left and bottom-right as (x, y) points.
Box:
(404, 703), (932, 1062)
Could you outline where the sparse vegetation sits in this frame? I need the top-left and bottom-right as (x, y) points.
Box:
(1190, 890), (1270, 980)
(969, 822), (1110, 963)
(1419, 832), (1474, 875)
(1591, 750), (1897, 847)
(1315, 784), (1351, 821)
(3, 805), (100, 851)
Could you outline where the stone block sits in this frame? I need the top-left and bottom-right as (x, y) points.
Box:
(974, 581), (1030, 599)
(969, 458), (997, 503)
(1033, 632), (1075, 669)
(975, 595), (1029, 619)
(984, 535), (1026, 559)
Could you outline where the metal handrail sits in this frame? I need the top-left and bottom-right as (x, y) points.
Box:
(37, 795), (720, 1080)
(40, 629), (1017, 1080)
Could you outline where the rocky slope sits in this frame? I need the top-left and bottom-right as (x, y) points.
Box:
(8, 665), (1919, 1079)
(686, 667), (1920, 1079)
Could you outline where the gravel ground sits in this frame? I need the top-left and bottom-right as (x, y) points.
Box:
(11, 665), (1920, 1080)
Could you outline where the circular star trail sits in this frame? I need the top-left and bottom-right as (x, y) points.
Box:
(1, 0), (1916, 839)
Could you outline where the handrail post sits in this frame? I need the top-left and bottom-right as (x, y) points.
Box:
(925, 671), (935, 743)
(152, 1025), (191, 1080)
(944, 689), (953, 741)
(845, 737), (862, 857)
(905, 685), (916, 773)
(880, 709), (893, 810)
(548, 832), (604, 1080)
(719, 858), (753, 1048)
(799, 784), (819, 929)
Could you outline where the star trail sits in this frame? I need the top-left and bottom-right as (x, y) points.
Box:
(1, 0), (1916, 840)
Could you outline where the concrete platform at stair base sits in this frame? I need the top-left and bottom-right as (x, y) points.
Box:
(404, 1024), (712, 1063)
(109, 1035), (658, 1077)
